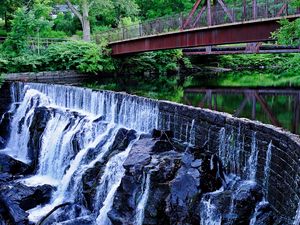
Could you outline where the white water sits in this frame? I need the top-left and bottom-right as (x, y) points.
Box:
(135, 172), (151, 225)
(249, 200), (268, 225)
(263, 141), (272, 198)
(189, 119), (196, 146)
(2, 89), (50, 163)
(248, 132), (258, 181)
(200, 188), (224, 225)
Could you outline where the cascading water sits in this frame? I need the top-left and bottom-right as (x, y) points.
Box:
(263, 141), (272, 198)
(248, 132), (258, 181)
(95, 137), (139, 225)
(2, 89), (50, 163)
(1, 83), (159, 224)
(134, 172), (151, 225)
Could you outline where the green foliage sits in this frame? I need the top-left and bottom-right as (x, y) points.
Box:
(273, 18), (300, 47)
(43, 41), (114, 73)
(0, 41), (115, 74)
(53, 12), (80, 36)
(119, 50), (185, 75)
(3, 4), (53, 53)
(135, 0), (194, 19)
(7, 54), (46, 72)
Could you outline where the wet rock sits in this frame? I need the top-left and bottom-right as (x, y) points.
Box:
(28, 106), (51, 170)
(0, 112), (13, 148)
(0, 183), (54, 225)
(231, 181), (263, 223)
(82, 128), (137, 211)
(57, 216), (95, 225)
(191, 159), (202, 168)
(0, 153), (31, 175)
(41, 204), (90, 225)
(250, 202), (277, 225)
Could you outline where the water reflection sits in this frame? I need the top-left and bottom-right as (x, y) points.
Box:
(183, 88), (300, 135)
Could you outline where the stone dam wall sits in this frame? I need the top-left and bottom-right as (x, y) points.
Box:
(1, 82), (300, 222)
(158, 100), (300, 221)
(4, 70), (97, 85)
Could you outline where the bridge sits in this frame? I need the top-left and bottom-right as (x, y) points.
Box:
(96, 0), (300, 56)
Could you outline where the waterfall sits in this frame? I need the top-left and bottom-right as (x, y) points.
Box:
(95, 137), (139, 225)
(200, 189), (223, 225)
(263, 141), (272, 198)
(2, 89), (50, 163)
(1, 83), (159, 224)
(248, 132), (258, 181)
(135, 172), (151, 225)
(189, 119), (196, 146)
(249, 200), (268, 225)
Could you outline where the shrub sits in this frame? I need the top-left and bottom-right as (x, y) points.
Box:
(44, 41), (115, 74)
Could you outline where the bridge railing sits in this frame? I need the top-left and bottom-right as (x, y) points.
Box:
(94, 1), (299, 43)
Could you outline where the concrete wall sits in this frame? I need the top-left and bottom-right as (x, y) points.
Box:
(158, 100), (300, 222)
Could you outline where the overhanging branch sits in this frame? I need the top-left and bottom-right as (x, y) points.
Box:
(66, 0), (83, 24)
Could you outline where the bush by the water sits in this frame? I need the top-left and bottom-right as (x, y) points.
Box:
(0, 41), (115, 74)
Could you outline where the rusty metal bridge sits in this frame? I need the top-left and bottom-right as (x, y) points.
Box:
(96, 0), (300, 56)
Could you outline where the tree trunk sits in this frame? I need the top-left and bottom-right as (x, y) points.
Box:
(66, 0), (91, 42)
(82, 0), (91, 41)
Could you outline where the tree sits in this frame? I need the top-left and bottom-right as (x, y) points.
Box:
(65, 0), (139, 41)
(273, 0), (300, 46)
(3, 3), (53, 53)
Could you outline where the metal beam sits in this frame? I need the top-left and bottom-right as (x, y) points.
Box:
(182, 0), (203, 29)
(218, 0), (234, 22)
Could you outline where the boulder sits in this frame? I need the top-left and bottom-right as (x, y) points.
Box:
(0, 153), (31, 175)
(0, 183), (54, 225)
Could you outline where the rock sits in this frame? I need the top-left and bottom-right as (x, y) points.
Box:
(82, 128), (137, 211)
(28, 106), (52, 170)
(57, 216), (95, 225)
(110, 128), (137, 152)
(0, 183), (54, 225)
(166, 173), (199, 224)
(0, 154), (31, 175)
(0, 111), (13, 148)
(250, 202), (277, 225)
(191, 159), (202, 168)
(231, 181), (263, 224)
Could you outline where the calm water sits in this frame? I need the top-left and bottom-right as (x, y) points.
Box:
(183, 87), (300, 135)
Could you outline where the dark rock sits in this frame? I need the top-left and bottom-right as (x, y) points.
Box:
(0, 112), (13, 148)
(58, 216), (95, 225)
(0, 154), (31, 175)
(110, 128), (137, 152)
(250, 202), (277, 225)
(152, 140), (173, 153)
(166, 173), (199, 224)
(0, 183), (54, 225)
(28, 106), (52, 170)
